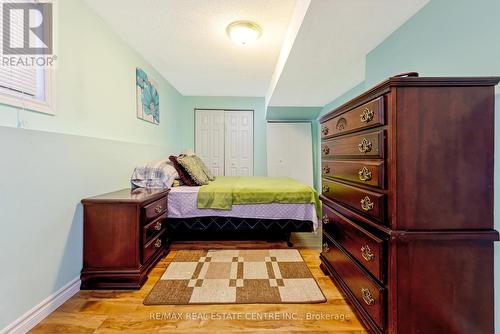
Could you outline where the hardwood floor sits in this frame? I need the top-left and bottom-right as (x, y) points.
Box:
(30, 243), (368, 334)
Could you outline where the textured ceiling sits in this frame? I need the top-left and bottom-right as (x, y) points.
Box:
(85, 0), (429, 106)
(85, 0), (297, 97)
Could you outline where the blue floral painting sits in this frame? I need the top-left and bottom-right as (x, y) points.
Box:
(136, 68), (160, 124)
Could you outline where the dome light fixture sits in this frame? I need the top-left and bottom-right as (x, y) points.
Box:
(226, 20), (262, 46)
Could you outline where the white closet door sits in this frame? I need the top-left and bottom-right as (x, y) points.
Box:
(225, 111), (253, 176)
(195, 110), (225, 176)
(267, 122), (313, 187)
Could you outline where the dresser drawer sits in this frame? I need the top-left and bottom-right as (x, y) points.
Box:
(323, 206), (385, 282)
(322, 179), (385, 222)
(143, 213), (166, 245)
(321, 96), (385, 139)
(143, 197), (167, 221)
(322, 160), (385, 189)
(322, 234), (386, 331)
(321, 130), (385, 159)
(143, 229), (165, 263)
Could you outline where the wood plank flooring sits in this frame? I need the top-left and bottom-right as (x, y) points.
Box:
(30, 243), (367, 334)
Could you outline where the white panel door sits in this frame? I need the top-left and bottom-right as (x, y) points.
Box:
(195, 110), (225, 176)
(267, 122), (313, 187)
(225, 111), (253, 176)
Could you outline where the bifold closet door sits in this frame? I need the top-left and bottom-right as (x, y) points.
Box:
(195, 110), (225, 176)
(267, 122), (313, 187)
(225, 111), (253, 176)
(195, 109), (253, 176)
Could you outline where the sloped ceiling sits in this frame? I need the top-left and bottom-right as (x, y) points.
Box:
(268, 0), (430, 106)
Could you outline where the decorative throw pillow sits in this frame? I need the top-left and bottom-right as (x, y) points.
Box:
(169, 155), (196, 186)
(177, 155), (210, 185)
(193, 155), (216, 181)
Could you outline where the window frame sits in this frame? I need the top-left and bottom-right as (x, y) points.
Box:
(0, 67), (55, 115)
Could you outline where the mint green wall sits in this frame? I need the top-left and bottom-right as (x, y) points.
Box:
(0, 0), (184, 330)
(180, 96), (267, 176)
(318, 0), (500, 329)
(267, 106), (322, 120)
(0, 0), (184, 148)
(319, 81), (365, 118)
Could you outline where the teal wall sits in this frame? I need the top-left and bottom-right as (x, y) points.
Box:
(267, 106), (322, 121)
(317, 0), (500, 328)
(181, 96), (267, 176)
(0, 0), (184, 330)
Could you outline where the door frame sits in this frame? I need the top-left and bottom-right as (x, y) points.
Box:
(194, 108), (255, 176)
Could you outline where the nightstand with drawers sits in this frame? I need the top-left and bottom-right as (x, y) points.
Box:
(319, 74), (499, 334)
(81, 188), (170, 289)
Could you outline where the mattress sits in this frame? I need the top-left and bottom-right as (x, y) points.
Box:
(167, 186), (318, 230)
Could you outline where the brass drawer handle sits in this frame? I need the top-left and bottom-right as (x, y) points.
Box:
(322, 215), (329, 224)
(358, 166), (372, 182)
(321, 126), (329, 136)
(360, 107), (374, 123)
(358, 138), (372, 153)
(361, 245), (375, 262)
(154, 205), (163, 214)
(360, 196), (374, 211)
(322, 145), (330, 155)
(154, 221), (162, 231)
(322, 165), (331, 174)
(154, 239), (162, 248)
(322, 242), (330, 253)
(322, 185), (330, 194)
(361, 288), (375, 306)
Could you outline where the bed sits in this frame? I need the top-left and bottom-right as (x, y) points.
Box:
(166, 176), (320, 246)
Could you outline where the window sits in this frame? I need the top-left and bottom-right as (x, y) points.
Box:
(0, 1), (54, 114)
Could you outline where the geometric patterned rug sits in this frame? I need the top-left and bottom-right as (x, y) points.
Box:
(144, 249), (326, 304)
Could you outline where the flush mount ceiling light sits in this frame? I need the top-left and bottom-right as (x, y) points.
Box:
(226, 20), (262, 46)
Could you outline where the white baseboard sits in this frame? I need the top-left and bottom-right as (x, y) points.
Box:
(1, 277), (80, 334)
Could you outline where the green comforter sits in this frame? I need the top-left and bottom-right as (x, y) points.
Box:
(197, 176), (321, 217)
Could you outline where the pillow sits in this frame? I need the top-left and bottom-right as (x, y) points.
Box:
(169, 155), (196, 186)
(130, 160), (178, 189)
(193, 155), (216, 181)
(177, 155), (210, 185)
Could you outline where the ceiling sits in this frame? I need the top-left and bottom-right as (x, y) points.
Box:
(85, 0), (297, 97)
(85, 0), (429, 106)
(268, 0), (430, 106)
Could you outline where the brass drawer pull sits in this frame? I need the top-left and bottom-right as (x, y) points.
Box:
(360, 107), (374, 123)
(154, 239), (162, 248)
(361, 288), (375, 306)
(322, 165), (331, 174)
(322, 215), (329, 224)
(360, 196), (374, 211)
(322, 185), (330, 194)
(358, 138), (372, 153)
(154, 205), (163, 214)
(322, 145), (330, 155)
(361, 245), (375, 262)
(154, 221), (162, 231)
(322, 242), (330, 253)
(321, 126), (329, 136)
(358, 166), (372, 182)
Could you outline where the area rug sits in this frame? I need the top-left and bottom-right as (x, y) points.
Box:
(144, 249), (326, 305)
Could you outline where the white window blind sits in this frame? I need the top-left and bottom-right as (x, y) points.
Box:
(0, 2), (38, 97)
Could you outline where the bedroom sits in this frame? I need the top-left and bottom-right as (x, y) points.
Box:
(0, 0), (499, 333)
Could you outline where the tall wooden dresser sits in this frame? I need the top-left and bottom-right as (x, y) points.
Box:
(81, 188), (170, 289)
(319, 74), (499, 334)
